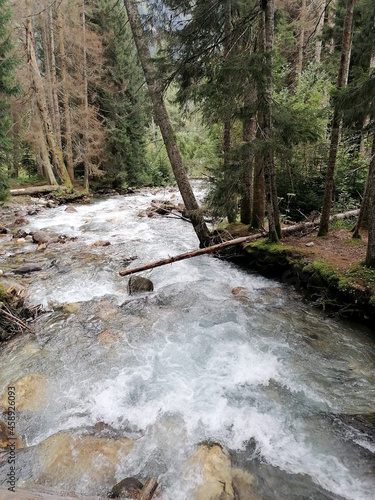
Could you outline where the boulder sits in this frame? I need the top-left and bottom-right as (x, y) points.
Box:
(14, 263), (42, 274)
(65, 206), (77, 213)
(232, 469), (262, 500)
(14, 218), (29, 225)
(0, 419), (23, 450)
(128, 276), (154, 295)
(0, 374), (50, 411)
(32, 231), (59, 244)
(185, 444), (234, 500)
(92, 240), (111, 247)
(108, 477), (144, 499)
(37, 432), (134, 492)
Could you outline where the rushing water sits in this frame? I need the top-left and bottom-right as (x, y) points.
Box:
(0, 184), (374, 499)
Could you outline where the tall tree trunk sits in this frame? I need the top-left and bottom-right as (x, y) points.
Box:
(25, 0), (72, 189)
(315, 0), (326, 63)
(35, 103), (58, 185)
(353, 133), (375, 238)
(223, 0), (234, 222)
(240, 106), (256, 225)
(82, 0), (89, 192)
(360, 41), (375, 157)
(318, 0), (354, 237)
(296, 0), (307, 79)
(365, 133), (375, 267)
(57, 6), (74, 182)
(123, 0), (210, 247)
(327, 0), (337, 55)
(48, 6), (62, 150)
(262, 0), (281, 241)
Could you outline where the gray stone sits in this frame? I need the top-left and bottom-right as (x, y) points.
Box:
(14, 263), (42, 274)
(32, 230), (59, 244)
(65, 206), (77, 213)
(128, 275), (154, 295)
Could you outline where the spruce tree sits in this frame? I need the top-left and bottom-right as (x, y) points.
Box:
(0, 0), (19, 198)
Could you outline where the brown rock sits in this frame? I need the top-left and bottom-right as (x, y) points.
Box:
(128, 276), (154, 295)
(0, 420), (23, 450)
(109, 477), (144, 498)
(37, 432), (134, 491)
(232, 469), (262, 500)
(97, 328), (122, 345)
(185, 444), (234, 500)
(65, 206), (77, 213)
(231, 287), (247, 296)
(0, 374), (50, 411)
(15, 218), (29, 225)
(92, 240), (111, 247)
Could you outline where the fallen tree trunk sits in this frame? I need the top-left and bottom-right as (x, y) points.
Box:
(119, 209), (360, 277)
(10, 185), (69, 196)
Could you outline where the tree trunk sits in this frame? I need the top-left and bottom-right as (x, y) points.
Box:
(25, 0), (72, 189)
(82, 0), (89, 192)
(57, 6), (74, 182)
(366, 135), (375, 267)
(48, 6), (62, 150)
(327, 0), (337, 55)
(240, 106), (256, 225)
(359, 42), (375, 157)
(296, 0), (306, 79)
(318, 0), (354, 237)
(315, 0), (326, 63)
(123, 0), (211, 247)
(262, 0), (281, 241)
(353, 133), (375, 238)
(35, 107), (58, 185)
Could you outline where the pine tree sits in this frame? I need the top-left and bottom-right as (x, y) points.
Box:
(0, 0), (19, 198)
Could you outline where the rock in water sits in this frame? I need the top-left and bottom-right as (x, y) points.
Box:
(14, 263), (42, 274)
(32, 230), (59, 244)
(108, 477), (144, 498)
(128, 275), (154, 295)
(65, 206), (77, 213)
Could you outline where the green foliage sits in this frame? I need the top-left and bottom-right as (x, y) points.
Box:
(0, 0), (20, 175)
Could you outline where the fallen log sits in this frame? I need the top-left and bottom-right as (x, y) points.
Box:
(10, 185), (69, 196)
(139, 478), (158, 500)
(119, 209), (361, 277)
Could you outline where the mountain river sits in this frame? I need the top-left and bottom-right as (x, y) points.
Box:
(0, 183), (374, 499)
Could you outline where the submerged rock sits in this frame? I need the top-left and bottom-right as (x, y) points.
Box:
(128, 275), (154, 295)
(92, 240), (111, 247)
(0, 374), (50, 411)
(232, 468), (262, 500)
(0, 419), (23, 450)
(37, 432), (134, 492)
(108, 477), (144, 498)
(14, 263), (42, 274)
(185, 444), (234, 500)
(65, 206), (77, 213)
(97, 328), (122, 345)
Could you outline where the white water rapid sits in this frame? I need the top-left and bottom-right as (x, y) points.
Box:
(0, 183), (374, 499)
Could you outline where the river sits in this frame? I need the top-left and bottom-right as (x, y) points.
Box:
(0, 184), (374, 499)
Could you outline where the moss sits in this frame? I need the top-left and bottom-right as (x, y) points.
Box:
(344, 238), (365, 247)
(0, 284), (6, 299)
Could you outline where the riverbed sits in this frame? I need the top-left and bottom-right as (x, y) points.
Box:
(0, 185), (374, 499)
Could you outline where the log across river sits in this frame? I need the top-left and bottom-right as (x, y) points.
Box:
(0, 184), (373, 499)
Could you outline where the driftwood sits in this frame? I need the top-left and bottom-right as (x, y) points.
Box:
(139, 478), (158, 500)
(119, 209), (360, 277)
(10, 185), (69, 196)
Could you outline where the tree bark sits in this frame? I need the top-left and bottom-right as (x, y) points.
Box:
(240, 107), (257, 224)
(48, 6), (62, 149)
(353, 133), (375, 238)
(57, 6), (74, 182)
(123, 0), (211, 247)
(10, 185), (69, 196)
(261, 0), (281, 241)
(139, 478), (158, 500)
(25, 0), (72, 190)
(35, 106), (58, 185)
(82, 0), (89, 192)
(296, 0), (307, 79)
(366, 135), (375, 267)
(318, 0), (354, 237)
(315, 0), (326, 63)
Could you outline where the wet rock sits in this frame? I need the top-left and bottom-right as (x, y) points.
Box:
(16, 238), (27, 245)
(65, 206), (77, 213)
(231, 287), (247, 296)
(25, 235), (33, 242)
(15, 218), (29, 225)
(305, 242), (314, 247)
(232, 469), (262, 500)
(96, 301), (120, 321)
(28, 208), (38, 216)
(61, 302), (81, 314)
(92, 240), (111, 247)
(14, 263), (43, 274)
(97, 328), (122, 345)
(32, 230), (59, 244)
(108, 477), (144, 498)
(0, 419), (23, 450)
(128, 276), (154, 295)
(13, 229), (28, 239)
(185, 444), (234, 500)
(37, 432), (134, 492)
(0, 374), (50, 411)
